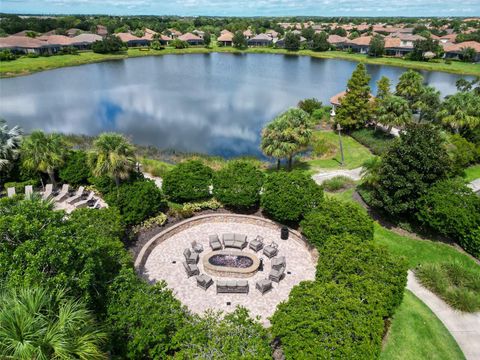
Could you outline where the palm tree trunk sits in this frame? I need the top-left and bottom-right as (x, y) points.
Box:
(114, 176), (120, 187)
(288, 155), (293, 170)
(276, 159), (280, 170)
(47, 170), (56, 187)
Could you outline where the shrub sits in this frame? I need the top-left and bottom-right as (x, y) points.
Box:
(163, 160), (213, 203)
(105, 179), (167, 226)
(92, 35), (124, 54)
(301, 199), (374, 248)
(460, 227), (480, 260)
(0, 49), (17, 61)
(322, 175), (355, 192)
(297, 98), (322, 115)
(261, 170), (323, 223)
(213, 160), (264, 209)
(350, 127), (395, 155)
(446, 134), (477, 175)
(316, 235), (408, 317)
(132, 212), (167, 233)
(3, 179), (38, 194)
(416, 178), (480, 257)
(59, 150), (91, 185)
(270, 281), (384, 359)
(416, 263), (480, 312)
(170, 39), (188, 49)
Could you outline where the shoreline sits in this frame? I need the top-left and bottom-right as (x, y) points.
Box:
(1, 47), (479, 78)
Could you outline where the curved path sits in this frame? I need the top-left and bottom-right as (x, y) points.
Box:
(468, 178), (480, 193)
(407, 271), (480, 360)
(312, 167), (363, 185)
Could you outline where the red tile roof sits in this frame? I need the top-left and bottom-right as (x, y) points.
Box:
(347, 36), (372, 46)
(217, 32), (234, 42)
(443, 41), (480, 53)
(178, 32), (202, 41)
(116, 32), (143, 42)
(0, 36), (46, 49)
(327, 35), (347, 44)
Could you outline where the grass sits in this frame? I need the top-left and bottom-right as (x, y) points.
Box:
(350, 127), (396, 155)
(140, 157), (175, 178)
(322, 175), (355, 192)
(295, 130), (374, 173)
(325, 187), (356, 202)
(415, 263), (480, 312)
(463, 164), (480, 183)
(380, 290), (465, 360)
(2, 47), (479, 78)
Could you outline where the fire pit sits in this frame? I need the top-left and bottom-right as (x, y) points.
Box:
(203, 250), (260, 278)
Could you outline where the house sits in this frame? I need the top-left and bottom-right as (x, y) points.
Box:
(192, 29), (205, 38)
(328, 35), (347, 49)
(438, 34), (457, 44)
(265, 30), (279, 39)
(167, 29), (182, 38)
(247, 34), (273, 47)
(330, 90), (375, 110)
(217, 31), (234, 46)
(275, 35), (306, 48)
(443, 41), (480, 62)
(384, 34), (425, 57)
(243, 29), (254, 39)
(0, 36), (49, 54)
(66, 28), (83, 37)
(142, 28), (157, 41)
(12, 30), (38, 37)
(116, 32), (150, 47)
(344, 36), (372, 54)
(157, 34), (172, 45)
(69, 33), (103, 49)
(96, 25), (108, 37)
(178, 33), (204, 45)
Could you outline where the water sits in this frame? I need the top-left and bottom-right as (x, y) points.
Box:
(0, 53), (471, 157)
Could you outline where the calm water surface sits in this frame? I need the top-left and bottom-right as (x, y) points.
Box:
(0, 53), (471, 157)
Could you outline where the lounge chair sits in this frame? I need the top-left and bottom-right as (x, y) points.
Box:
(271, 256), (286, 270)
(263, 242), (279, 258)
(53, 184), (69, 202)
(191, 240), (204, 253)
(249, 235), (264, 252)
(269, 266), (285, 283)
(74, 192), (94, 208)
(6, 187), (16, 198)
(256, 279), (273, 295)
(183, 248), (199, 264)
(24, 185), (33, 200)
(216, 280), (249, 294)
(183, 262), (199, 278)
(42, 184), (53, 200)
(66, 186), (85, 204)
(209, 235), (222, 251)
(196, 274), (213, 290)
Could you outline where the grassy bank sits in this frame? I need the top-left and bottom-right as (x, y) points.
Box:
(1, 46), (478, 78)
(464, 164), (480, 183)
(380, 290), (465, 360)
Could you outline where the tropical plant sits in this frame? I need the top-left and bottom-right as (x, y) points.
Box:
(88, 132), (136, 186)
(20, 131), (67, 186)
(368, 34), (385, 57)
(297, 98), (322, 115)
(232, 31), (247, 49)
(416, 85), (441, 122)
(0, 119), (22, 171)
(395, 70), (425, 112)
(0, 286), (107, 360)
(375, 76), (391, 100)
(284, 32), (300, 51)
(310, 31), (329, 51)
(437, 91), (480, 132)
(59, 150), (91, 185)
(461, 47), (476, 62)
(260, 120), (292, 170)
(377, 95), (412, 131)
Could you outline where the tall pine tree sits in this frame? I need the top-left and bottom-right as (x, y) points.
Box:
(335, 63), (372, 129)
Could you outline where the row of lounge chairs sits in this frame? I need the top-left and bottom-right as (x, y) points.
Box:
(208, 234), (279, 258)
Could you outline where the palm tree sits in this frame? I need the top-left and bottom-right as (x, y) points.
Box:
(0, 286), (107, 360)
(0, 119), (22, 171)
(377, 95), (412, 132)
(21, 131), (67, 186)
(279, 108), (313, 169)
(261, 121), (292, 170)
(88, 132), (136, 186)
(360, 157), (382, 187)
(437, 91), (480, 132)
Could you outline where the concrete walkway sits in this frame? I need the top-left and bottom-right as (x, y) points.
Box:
(406, 271), (480, 360)
(312, 167), (363, 185)
(143, 172), (163, 189)
(468, 178), (480, 193)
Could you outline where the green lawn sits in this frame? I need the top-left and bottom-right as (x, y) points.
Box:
(2, 47), (478, 78)
(463, 164), (480, 183)
(325, 187), (356, 202)
(380, 290), (465, 360)
(295, 130), (374, 173)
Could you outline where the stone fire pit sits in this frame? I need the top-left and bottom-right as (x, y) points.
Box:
(204, 250), (260, 278)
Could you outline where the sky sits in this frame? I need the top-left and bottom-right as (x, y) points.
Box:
(0, 0), (479, 17)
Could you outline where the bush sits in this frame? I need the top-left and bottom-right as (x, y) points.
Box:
(297, 98), (322, 115)
(132, 212), (167, 233)
(0, 49), (17, 61)
(446, 134), (477, 175)
(316, 235), (408, 317)
(213, 160), (263, 209)
(170, 39), (188, 49)
(322, 175), (355, 192)
(301, 199), (374, 248)
(92, 35), (124, 54)
(270, 281), (384, 359)
(3, 179), (38, 194)
(416, 178), (480, 257)
(105, 179), (167, 226)
(416, 263), (480, 312)
(261, 170), (323, 223)
(59, 150), (91, 185)
(163, 160), (213, 203)
(350, 127), (395, 155)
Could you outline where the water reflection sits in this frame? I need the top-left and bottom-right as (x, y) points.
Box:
(0, 53), (471, 157)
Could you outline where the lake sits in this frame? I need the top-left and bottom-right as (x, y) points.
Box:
(0, 53), (471, 157)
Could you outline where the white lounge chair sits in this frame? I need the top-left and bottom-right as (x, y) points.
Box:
(53, 184), (69, 202)
(25, 185), (33, 200)
(66, 186), (85, 204)
(7, 187), (16, 198)
(42, 184), (53, 200)
(74, 192), (95, 208)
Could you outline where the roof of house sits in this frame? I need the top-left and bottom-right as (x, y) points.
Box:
(217, 32), (234, 42)
(243, 29), (253, 36)
(37, 34), (74, 46)
(168, 29), (182, 36)
(96, 25), (108, 36)
(142, 28), (157, 40)
(265, 30), (279, 38)
(330, 90), (375, 106)
(443, 41), (480, 53)
(116, 32), (145, 43)
(328, 35), (347, 44)
(11, 30), (37, 37)
(158, 34), (172, 41)
(0, 35), (46, 49)
(178, 32), (202, 41)
(347, 36), (372, 46)
(220, 29), (232, 35)
(384, 37), (402, 49)
(440, 33), (457, 41)
(70, 33), (102, 44)
(66, 28), (83, 37)
(249, 33), (273, 41)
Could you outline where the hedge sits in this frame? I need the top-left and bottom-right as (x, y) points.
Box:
(59, 150), (91, 185)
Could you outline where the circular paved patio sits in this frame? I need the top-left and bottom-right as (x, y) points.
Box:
(138, 214), (317, 325)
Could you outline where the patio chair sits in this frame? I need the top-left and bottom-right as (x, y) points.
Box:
(42, 184), (53, 200)
(196, 274), (213, 290)
(74, 192), (95, 208)
(183, 248), (199, 264)
(209, 234), (222, 251)
(249, 235), (264, 252)
(183, 261), (199, 278)
(53, 184), (70, 202)
(269, 266), (285, 283)
(66, 186), (85, 204)
(191, 240), (204, 253)
(263, 241), (279, 258)
(256, 279), (273, 295)
(6, 187), (16, 198)
(271, 256), (286, 271)
(24, 185), (33, 200)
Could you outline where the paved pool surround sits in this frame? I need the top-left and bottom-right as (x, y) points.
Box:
(136, 214), (318, 325)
